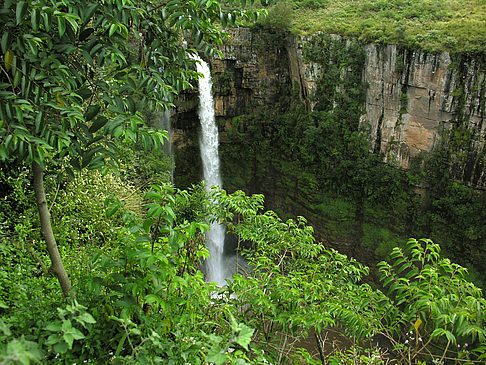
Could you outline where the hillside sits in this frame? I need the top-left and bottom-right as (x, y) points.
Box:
(266, 0), (486, 53)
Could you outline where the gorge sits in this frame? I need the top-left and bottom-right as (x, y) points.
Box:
(173, 27), (486, 285)
(2, 1), (486, 362)
(211, 28), (485, 186)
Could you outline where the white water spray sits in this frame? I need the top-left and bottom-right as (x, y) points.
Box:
(196, 56), (227, 285)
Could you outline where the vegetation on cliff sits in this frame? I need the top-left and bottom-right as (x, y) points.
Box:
(218, 33), (486, 288)
(260, 0), (486, 53)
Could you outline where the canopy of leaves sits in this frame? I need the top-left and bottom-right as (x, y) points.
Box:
(0, 0), (262, 174)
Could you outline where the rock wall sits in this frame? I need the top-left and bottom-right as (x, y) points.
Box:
(210, 29), (292, 118)
(176, 27), (486, 188)
(357, 46), (486, 187)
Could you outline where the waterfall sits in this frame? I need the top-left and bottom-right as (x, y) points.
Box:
(161, 107), (172, 158)
(195, 56), (227, 285)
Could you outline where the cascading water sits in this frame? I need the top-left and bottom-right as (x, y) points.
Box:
(195, 56), (227, 285)
(161, 107), (172, 159)
(152, 103), (173, 181)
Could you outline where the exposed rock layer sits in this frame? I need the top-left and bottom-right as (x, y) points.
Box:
(196, 28), (486, 188)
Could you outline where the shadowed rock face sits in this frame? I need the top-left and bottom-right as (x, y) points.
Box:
(176, 28), (486, 188)
(357, 46), (485, 184)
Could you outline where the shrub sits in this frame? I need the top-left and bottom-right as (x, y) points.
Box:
(378, 238), (486, 364)
(260, 1), (294, 32)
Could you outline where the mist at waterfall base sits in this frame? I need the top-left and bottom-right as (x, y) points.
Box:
(196, 56), (245, 285)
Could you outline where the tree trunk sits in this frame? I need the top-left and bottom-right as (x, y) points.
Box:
(32, 162), (72, 297)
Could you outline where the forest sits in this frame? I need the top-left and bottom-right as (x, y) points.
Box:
(1, 0), (486, 364)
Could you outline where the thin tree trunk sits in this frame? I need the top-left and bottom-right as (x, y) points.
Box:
(32, 162), (72, 297)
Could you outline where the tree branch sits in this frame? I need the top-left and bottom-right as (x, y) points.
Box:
(32, 161), (72, 297)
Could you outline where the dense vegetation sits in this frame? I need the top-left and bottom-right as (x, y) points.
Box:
(217, 33), (486, 288)
(3, 162), (486, 363)
(4, 171), (482, 361)
(1, 0), (486, 364)
(261, 0), (486, 53)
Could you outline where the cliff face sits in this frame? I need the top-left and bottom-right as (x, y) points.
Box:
(358, 46), (485, 186)
(202, 28), (486, 188)
(210, 30), (292, 118)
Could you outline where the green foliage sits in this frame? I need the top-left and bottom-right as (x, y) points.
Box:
(52, 170), (140, 242)
(377, 238), (486, 363)
(362, 224), (401, 258)
(216, 189), (391, 361)
(317, 196), (355, 221)
(1, 172), (486, 363)
(115, 139), (173, 188)
(0, 0), (264, 171)
(293, 0), (329, 10)
(0, 337), (43, 365)
(399, 93), (409, 114)
(0, 164), (35, 233)
(303, 34), (366, 118)
(325, 345), (386, 365)
(290, 0), (486, 53)
(43, 300), (96, 355)
(258, 1), (294, 32)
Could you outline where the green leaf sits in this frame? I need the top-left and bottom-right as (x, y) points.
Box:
(53, 341), (69, 353)
(115, 333), (127, 357)
(16, 1), (27, 25)
(143, 218), (156, 233)
(106, 204), (120, 218)
(61, 319), (73, 333)
(126, 97), (136, 114)
(64, 332), (75, 349)
(45, 333), (61, 345)
(114, 95), (124, 113)
(1, 32), (10, 54)
(236, 323), (254, 350)
(13, 70), (22, 89)
(206, 345), (226, 365)
(135, 234), (150, 243)
(109, 24), (117, 37)
(71, 327), (85, 340)
(31, 9), (40, 31)
(89, 116), (108, 133)
(147, 203), (163, 218)
(195, 30), (203, 46)
(82, 3), (98, 24)
(4, 49), (14, 72)
(144, 294), (161, 304)
(85, 105), (101, 121)
(66, 16), (79, 34)
(42, 12), (51, 32)
(58, 17), (66, 38)
(445, 330), (456, 345)
(76, 312), (96, 325)
(45, 322), (62, 332)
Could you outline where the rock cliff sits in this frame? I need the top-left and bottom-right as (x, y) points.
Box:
(195, 28), (486, 188)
